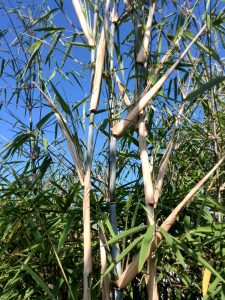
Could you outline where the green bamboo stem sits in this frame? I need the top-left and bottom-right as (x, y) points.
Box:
(108, 2), (122, 299)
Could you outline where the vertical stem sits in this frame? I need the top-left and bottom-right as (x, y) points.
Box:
(83, 112), (94, 300)
(108, 2), (122, 299)
(134, 3), (158, 299)
(99, 229), (111, 300)
(83, 1), (98, 296)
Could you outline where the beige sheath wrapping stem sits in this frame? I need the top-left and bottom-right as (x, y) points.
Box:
(136, 1), (156, 63)
(90, 0), (110, 111)
(71, 0), (94, 46)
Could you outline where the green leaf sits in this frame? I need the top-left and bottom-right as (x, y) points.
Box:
(58, 214), (75, 251)
(34, 27), (64, 32)
(138, 225), (154, 272)
(42, 138), (48, 151)
(104, 235), (143, 277)
(61, 33), (76, 67)
(69, 42), (94, 49)
(31, 8), (58, 26)
(160, 230), (225, 284)
(22, 41), (42, 77)
(186, 77), (225, 103)
(107, 225), (148, 246)
(50, 82), (71, 114)
(36, 112), (54, 129)
(183, 31), (220, 62)
(21, 264), (55, 299)
(45, 32), (62, 64)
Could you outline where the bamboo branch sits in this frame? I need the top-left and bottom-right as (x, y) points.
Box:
(139, 113), (155, 208)
(90, 0), (110, 111)
(32, 82), (84, 185)
(99, 229), (111, 300)
(115, 155), (224, 288)
(114, 72), (131, 107)
(136, 0), (156, 63)
(111, 25), (206, 137)
(146, 257), (158, 300)
(154, 104), (185, 206)
(71, 0), (94, 46)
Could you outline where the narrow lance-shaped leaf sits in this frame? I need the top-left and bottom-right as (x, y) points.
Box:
(50, 82), (71, 115)
(138, 225), (154, 272)
(45, 31), (62, 64)
(160, 229), (225, 284)
(22, 264), (55, 299)
(111, 25), (206, 137)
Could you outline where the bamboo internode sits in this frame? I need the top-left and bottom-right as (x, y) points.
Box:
(71, 0), (94, 46)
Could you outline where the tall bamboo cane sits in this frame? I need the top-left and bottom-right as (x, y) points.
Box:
(108, 2), (123, 300)
(83, 1), (110, 298)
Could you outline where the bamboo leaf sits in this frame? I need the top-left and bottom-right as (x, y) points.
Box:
(183, 31), (220, 61)
(22, 41), (42, 77)
(45, 31), (62, 64)
(138, 225), (154, 272)
(50, 82), (71, 114)
(31, 8), (58, 26)
(58, 214), (75, 251)
(21, 264), (55, 299)
(107, 225), (148, 246)
(105, 236), (143, 277)
(186, 77), (225, 103)
(36, 112), (54, 129)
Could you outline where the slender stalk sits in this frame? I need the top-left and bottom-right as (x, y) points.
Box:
(90, 0), (110, 111)
(83, 111), (94, 300)
(99, 229), (111, 300)
(134, 3), (158, 298)
(108, 2), (122, 299)
(83, 1), (109, 298)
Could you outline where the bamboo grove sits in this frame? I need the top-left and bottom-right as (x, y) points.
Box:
(0, 0), (225, 299)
